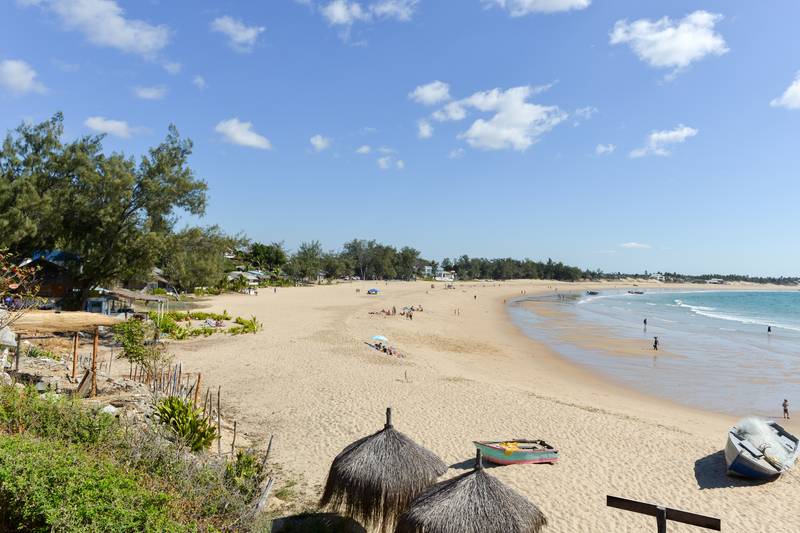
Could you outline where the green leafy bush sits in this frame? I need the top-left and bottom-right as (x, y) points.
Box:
(228, 316), (261, 335)
(113, 318), (149, 364)
(26, 345), (57, 359)
(0, 386), (117, 445)
(155, 397), (217, 452)
(225, 449), (265, 500)
(0, 435), (187, 532)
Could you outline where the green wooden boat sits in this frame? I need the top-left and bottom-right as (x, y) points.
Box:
(473, 439), (559, 465)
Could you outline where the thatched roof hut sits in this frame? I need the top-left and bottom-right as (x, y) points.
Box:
(395, 450), (548, 533)
(320, 408), (448, 532)
(14, 311), (120, 333)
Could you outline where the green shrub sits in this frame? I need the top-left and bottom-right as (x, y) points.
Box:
(172, 326), (189, 340)
(0, 435), (188, 532)
(228, 316), (261, 335)
(0, 387), (118, 445)
(224, 449), (265, 500)
(152, 287), (168, 295)
(26, 345), (57, 359)
(155, 397), (217, 452)
(113, 318), (149, 365)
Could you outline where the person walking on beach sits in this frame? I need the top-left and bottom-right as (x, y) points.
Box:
(653, 336), (659, 351)
(784, 399), (790, 420)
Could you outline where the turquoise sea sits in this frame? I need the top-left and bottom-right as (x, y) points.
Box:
(510, 290), (800, 417)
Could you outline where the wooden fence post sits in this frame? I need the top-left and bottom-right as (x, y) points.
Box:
(14, 333), (22, 373)
(90, 328), (98, 397)
(217, 386), (222, 455)
(193, 373), (202, 407)
(71, 332), (79, 380)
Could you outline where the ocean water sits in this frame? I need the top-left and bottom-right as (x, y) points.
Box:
(510, 290), (800, 417)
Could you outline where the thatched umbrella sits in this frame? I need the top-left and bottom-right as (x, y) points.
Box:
(320, 407), (448, 532)
(395, 450), (548, 533)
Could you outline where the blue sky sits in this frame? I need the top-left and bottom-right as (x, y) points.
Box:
(2, 0), (800, 276)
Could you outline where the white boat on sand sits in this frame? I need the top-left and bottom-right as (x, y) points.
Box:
(725, 418), (799, 479)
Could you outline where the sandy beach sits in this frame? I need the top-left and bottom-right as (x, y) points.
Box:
(169, 280), (800, 532)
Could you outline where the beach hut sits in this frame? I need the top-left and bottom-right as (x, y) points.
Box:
(320, 408), (447, 532)
(395, 450), (547, 533)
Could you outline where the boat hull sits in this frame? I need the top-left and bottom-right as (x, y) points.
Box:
(474, 441), (559, 465)
(724, 422), (799, 479)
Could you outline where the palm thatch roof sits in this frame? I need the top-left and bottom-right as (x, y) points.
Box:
(395, 450), (548, 533)
(14, 311), (120, 332)
(320, 408), (448, 532)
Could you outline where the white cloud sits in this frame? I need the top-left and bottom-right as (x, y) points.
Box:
(409, 80), (450, 105)
(417, 119), (433, 139)
(310, 134), (332, 151)
(770, 72), (800, 110)
(322, 0), (370, 25)
(377, 146), (395, 154)
(36, 0), (170, 57)
(320, 0), (418, 39)
(356, 144), (371, 154)
(610, 11), (728, 78)
(215, 118), (271, 149)
(620, 242), (651, 249)
(484, 0), (590, 16)
(431, 86), (566, 151)
(192, 75), (206, 90)
(630, 124), (697, 158)
(377, 156), (391, 169)
(84, 116), (137, 138)
(133, 85), (166, 100)
(432, 101), (468, 122)
(372, 0), (418, 21)
(211, 15), (265, 53)
(0, 59), (46, 95)
(162, 61), (181, 75)
(573, 106), (597, 124)
(396, 159), (405, 169)
(448, 147), (465, 159)
(595, 143), (615, 155)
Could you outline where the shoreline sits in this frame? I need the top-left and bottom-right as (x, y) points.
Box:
(513, 286), (800, 420)
(168, 280), (800, 531)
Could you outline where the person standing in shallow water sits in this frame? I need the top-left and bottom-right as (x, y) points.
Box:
(643, 318), (647, 331)
(783, 399), (790, 420)
(653, 336), (659, 351)
(768, 325), (772, 334)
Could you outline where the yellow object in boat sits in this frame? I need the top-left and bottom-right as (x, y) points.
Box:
(500, 442), (520, 455)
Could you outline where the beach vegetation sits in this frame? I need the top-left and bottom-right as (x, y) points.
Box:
(113, 318), (151, 364)
(228, 316), (262, 335)
(25, 345), (57, 359)
(155, 396), (217, 452)
(0, 385), (273, 530)
(0, 385), (118, 445)
(0, 434), (186, 532)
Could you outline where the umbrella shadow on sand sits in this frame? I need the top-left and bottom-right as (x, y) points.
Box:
(270, 512), (365, 532)
(694, 450), (773, 489)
